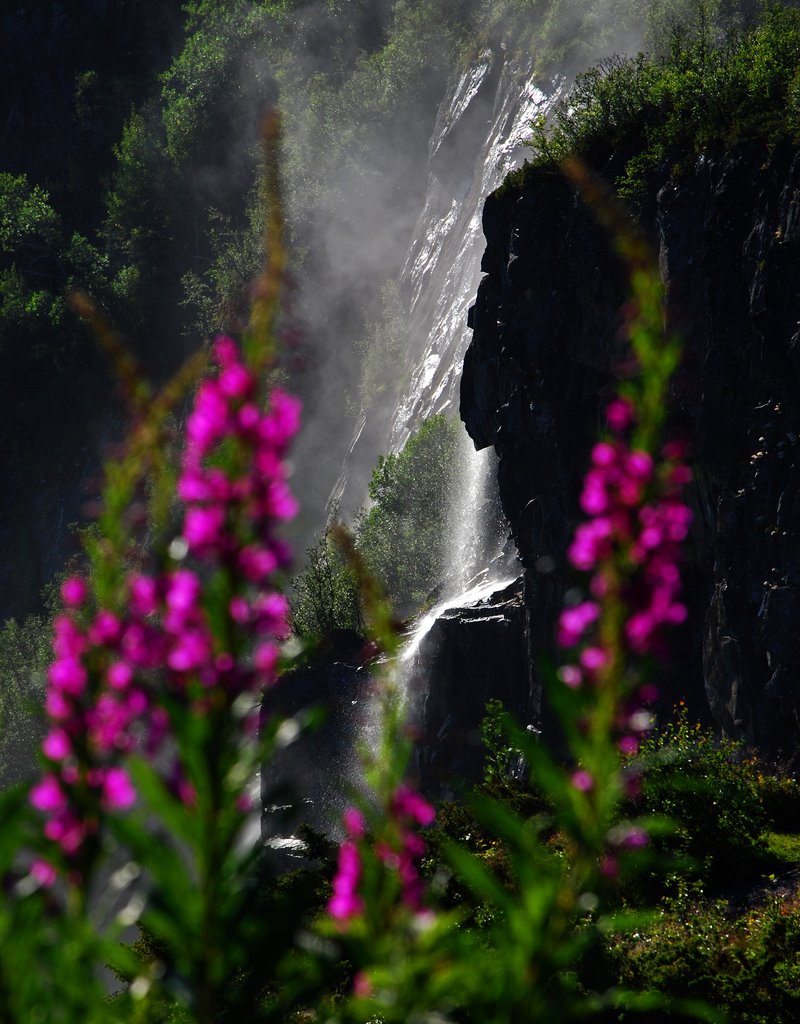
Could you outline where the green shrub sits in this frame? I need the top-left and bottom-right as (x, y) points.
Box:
(290, 414), (459, 640)
(357, 413), (459, 617)
(609, 882), (800, 1023)
(510, 3), (800, 198)
(635, 708), (767, 884)
(755, 770), (800, 832)
(0, 614), (51, 787)
(289, 525), (362, 643)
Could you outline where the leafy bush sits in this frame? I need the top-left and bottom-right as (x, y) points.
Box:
(757, 769), (800, 830)
(0, 614), (51, 787)
(357, 413), (460, 616)
(635, 707), (768, 884)
(0, 173), (110, 357)
(609, 883), (800, 1023)
(510, 3), (800, 198)
(290, 413), (459, 639)
(290, 524), (363, 642)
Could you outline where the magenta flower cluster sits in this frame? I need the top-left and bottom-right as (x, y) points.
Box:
(328, 786), (436, 922)
(31, 337), (300, 872)
(557, 396), (692, 798)
(559, 397), (692, 686)
(328, 808), (367, 921)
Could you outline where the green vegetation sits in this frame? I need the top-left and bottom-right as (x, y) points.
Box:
(290, 524), (363, 641)
(464, 704), (800, 1023)
(635, 707), (769, 884)
(358, 413), (460, 615)
(511, 2), (800, 197)
(0, 613), (52, 787)
(0, 173), (110, 358)
(608, 883), (800, 1023)
(291, 413), (459, 639)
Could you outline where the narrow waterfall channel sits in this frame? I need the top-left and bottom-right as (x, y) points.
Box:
(262, 52), (559, 841)
(340, 53), (559, 794)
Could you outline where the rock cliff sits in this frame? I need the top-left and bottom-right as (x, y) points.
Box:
(461, 142), (800, 758)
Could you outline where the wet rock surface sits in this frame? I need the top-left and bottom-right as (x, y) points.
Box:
(461, 143), (800, 757)
(406, 577), (530, 795)
(261, 646), (374, 838)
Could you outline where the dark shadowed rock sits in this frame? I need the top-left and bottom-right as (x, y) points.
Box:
(461, 143), (800, 757)
(260, 650), (375, 839)
(405, 576), (531, 796)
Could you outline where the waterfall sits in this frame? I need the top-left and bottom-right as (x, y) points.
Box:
(262, 51), (560, 838)
(336, 49), (558, 580)
(350, 53), (559, 776)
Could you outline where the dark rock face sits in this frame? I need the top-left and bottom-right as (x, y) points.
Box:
(461, 143), (800, 757)
(406, 578), (531, 795)
(261, 649), (374, 838)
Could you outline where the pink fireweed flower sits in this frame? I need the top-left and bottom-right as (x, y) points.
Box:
(102, 767), (136, 810)
(328, 841), (364, 921)
(558, 601), (600, 648)
(353, 972), (373, 998)
(253, 642), (279, 679)
(88, 610), (121, 646)
(186, 380), (229, 456)
(621, 826), (649, 849)
(48, 657), (88, 696)
(260, 389), (301, 447)
(580, 646), (609, 673)
(30, 859), (57, 887)
(392, 784), (435, 826)
(167, 628), (212, 673)
(607, 396), (635, 433)
(128, 575), (158, 617)
(183, 504), (226, 552)
(60, 577), (87, 608)
(571, 770), (593, 792)
(106, 660), (133, 690)
(42, 729), (71, 761)
(44, 813), (85, 855)
(591, 441), (618, 467)
(32, 337), (300, 871)
(239, 545), (279, 581)
(229, 596), (251, 624)
(45, 689), (71, 721)
(557, 390), (692, 838)
(213, 334), (238, 367)
(343, 807), (366, 839)
(165, 570), (202, 616)
(30, 775), (67, 813)
(52, 615), (87, 659)
(218, 362), (253, 400)
(557, 664), (583, 688)
(252, 592), (290, 636)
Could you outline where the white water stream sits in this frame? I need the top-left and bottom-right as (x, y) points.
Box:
(264, 52), (560, 840)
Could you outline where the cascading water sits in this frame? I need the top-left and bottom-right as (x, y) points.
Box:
(263, 50), (560, 839)
(337, 46), (559, 580)
(379, 53), (557, 700)
(339, 51), (560, 790)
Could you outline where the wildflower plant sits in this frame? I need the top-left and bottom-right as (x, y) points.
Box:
(0, 115), (309, 1024)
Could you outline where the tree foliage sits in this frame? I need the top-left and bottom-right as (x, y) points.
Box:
(511, 2), (800, 197)
(0, 614), (51, 787)
(359, 413), (460, 615)
(291, 414), (460, 638)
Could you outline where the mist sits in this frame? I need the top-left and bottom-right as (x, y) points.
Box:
(157, 0), (732, 564)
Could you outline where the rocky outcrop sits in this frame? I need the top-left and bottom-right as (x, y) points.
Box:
(261, 641), (374, 837)
(461, 142), (800, 758)
(406, 577), (531, 794)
